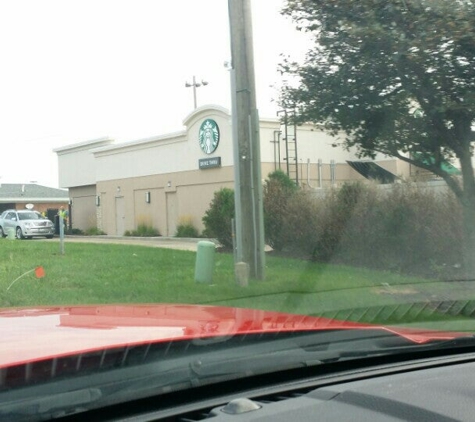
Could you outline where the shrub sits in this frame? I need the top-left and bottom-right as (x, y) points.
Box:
(125, 224), (160, 237)
(333, 184), (463, 275)
(314, 182), (375, 262)
(270, 181), (463, 278)
(263, 170), (298, 251)
(202, 188), (235, 249)
(281, 190), (322, 257)
(266, 169), (298, 192)
(176, 215), (199, 238)
(84, 227), (106, 236)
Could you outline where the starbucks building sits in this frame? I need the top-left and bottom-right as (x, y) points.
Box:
(55, 105), (409, 236)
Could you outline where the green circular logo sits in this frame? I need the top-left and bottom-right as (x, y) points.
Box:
(199, 119), (220, 154)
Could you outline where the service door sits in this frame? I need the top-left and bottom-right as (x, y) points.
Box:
(166, 192), (177, 237)
(115, 197), (125, 236)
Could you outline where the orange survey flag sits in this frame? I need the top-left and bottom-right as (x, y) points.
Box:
(35, 266), (45, 278)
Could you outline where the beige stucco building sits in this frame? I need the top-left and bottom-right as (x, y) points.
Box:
(54, 105), (412, 236)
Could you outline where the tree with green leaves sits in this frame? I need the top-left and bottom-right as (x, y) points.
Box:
(280, 0), (475, 276)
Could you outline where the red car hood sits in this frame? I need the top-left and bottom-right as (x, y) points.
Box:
(0, 304), (465, 368)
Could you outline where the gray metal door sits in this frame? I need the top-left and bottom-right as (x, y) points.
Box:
(166, 192), (177, 237)
(115, 197), (125, 236)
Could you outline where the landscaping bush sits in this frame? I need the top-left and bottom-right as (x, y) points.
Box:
(263, 170), (298, 251)
(84, 227), (106, 236)
(331, 184), (463, 276)
(176, 215), (200, 238)
(124, 224), (160, 237)
(270, 181), (463, 277)
(69, 228), (84, 235)
(202, 188), (235, 249)
(266, 169), (298, 192)
(316, 182), (379, 263)
(281, 190), (322, 257)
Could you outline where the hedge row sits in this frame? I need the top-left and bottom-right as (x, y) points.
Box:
(266, 179), (463, 277)
(202, 172), (463, 277)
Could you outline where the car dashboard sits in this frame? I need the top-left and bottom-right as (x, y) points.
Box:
(55, 352), (475, 422)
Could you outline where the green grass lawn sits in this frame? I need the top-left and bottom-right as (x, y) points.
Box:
(1, 239), (474, 330)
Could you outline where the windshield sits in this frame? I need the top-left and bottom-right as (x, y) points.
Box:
(17, 212), (41, 221)
(1, 0), (475, 420)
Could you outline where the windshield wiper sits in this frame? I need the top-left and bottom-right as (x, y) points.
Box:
(316, 334), (475, 362)
(149, 331), (475, 382)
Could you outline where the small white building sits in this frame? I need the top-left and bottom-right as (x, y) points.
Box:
(54, 105), (410, 236)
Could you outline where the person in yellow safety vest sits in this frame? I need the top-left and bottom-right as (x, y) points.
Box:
(58, 207), (68, 232)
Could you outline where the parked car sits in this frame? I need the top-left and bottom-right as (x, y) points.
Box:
(0, 209), (55, 239)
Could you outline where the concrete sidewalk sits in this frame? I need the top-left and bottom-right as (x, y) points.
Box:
(55, 235), (219, 251)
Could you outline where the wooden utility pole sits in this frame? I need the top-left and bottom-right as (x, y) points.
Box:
(228, 0), (265, 280)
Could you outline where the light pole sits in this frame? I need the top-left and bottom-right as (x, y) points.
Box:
(185, 76), (208, 109)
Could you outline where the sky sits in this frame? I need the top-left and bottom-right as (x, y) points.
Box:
(0, 0), (310, 188)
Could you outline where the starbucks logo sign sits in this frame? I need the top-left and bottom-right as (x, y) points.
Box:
(199, 119), (220, 154)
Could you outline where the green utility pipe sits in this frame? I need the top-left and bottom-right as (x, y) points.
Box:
(194, 241), (216, 283)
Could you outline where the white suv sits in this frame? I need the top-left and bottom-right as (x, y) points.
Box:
(0, 210), (55, 239)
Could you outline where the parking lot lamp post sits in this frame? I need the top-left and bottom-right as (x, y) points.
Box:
(185, 76), (208, 109)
